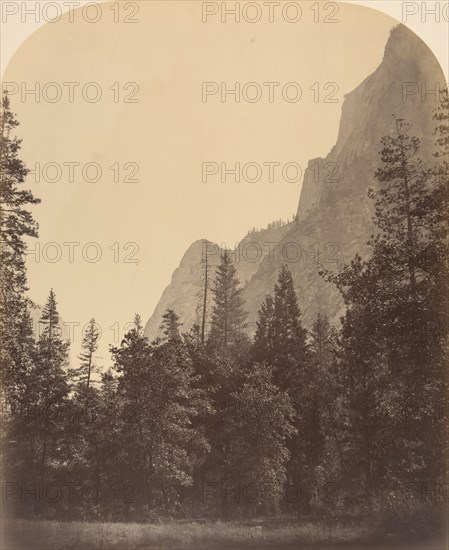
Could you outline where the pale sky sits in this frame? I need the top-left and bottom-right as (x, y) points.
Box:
(2, 1), (438, 366)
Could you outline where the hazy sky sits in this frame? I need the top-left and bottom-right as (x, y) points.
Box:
(3, 2), (406, 364)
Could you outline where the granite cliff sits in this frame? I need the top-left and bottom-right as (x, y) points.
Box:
(145, 25), (447, 340)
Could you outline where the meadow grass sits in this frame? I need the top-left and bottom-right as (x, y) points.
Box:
(0, 516), (443, 549)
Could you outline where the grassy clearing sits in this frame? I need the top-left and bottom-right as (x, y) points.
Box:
(0, 517), (442, 549)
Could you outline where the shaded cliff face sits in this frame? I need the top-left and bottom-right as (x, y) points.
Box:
(243, 24), (447, 330)
(145, 24), (447, 340)
(297, 24), (444, 225)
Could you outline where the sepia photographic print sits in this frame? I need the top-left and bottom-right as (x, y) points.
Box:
(0, 1), (448, 548)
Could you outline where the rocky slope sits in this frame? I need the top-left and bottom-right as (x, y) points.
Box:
(145, 24), (447, 340)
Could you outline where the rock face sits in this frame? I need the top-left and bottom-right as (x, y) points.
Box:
(144, 239), (222, 340)
(145, 24), (447, 340)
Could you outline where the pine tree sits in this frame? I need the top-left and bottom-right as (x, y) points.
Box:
(307, 314), (340, 434)
(90, 368), (122, 519)
(72, 318), (100, 390)
(39, 289), (59, 343)
(0, 93), (40, 402)
(253, 293), (275, 363)
(225, 363), (296, 516)
(253, 265), (307, 390)
(9, 304), (36, 405)
(367, 115), (446, 475)
(160, 308), (182, 343)
(194, 246), (212, 344)
(300, 314), (342, 511)
(251, 265), (309, 515)
(427, 88), (449, 480)
(323, 112), (449, 499)
(68, 315), (102, 518)
(430, 89), (448, 313)
(0, 94), (41, 515)
(370, 116), (434, 291)
(273, 266), (305, 350)
(201, 247), (209, 343)
(1, 304), (38, 498)
(22, 290), (70, 515)
(209, 250), (247, 349)
(34, 290), (69, 397)
(111, 314), (209, 518)
(187, 256), (252, 515)
(32, 290), (70, 446)
(111, 314), (148, 429)
(110, 314), (156, 518)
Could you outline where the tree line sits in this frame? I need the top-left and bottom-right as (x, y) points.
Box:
(0, 91), (447, 533)
(247, 216), (295, 235)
